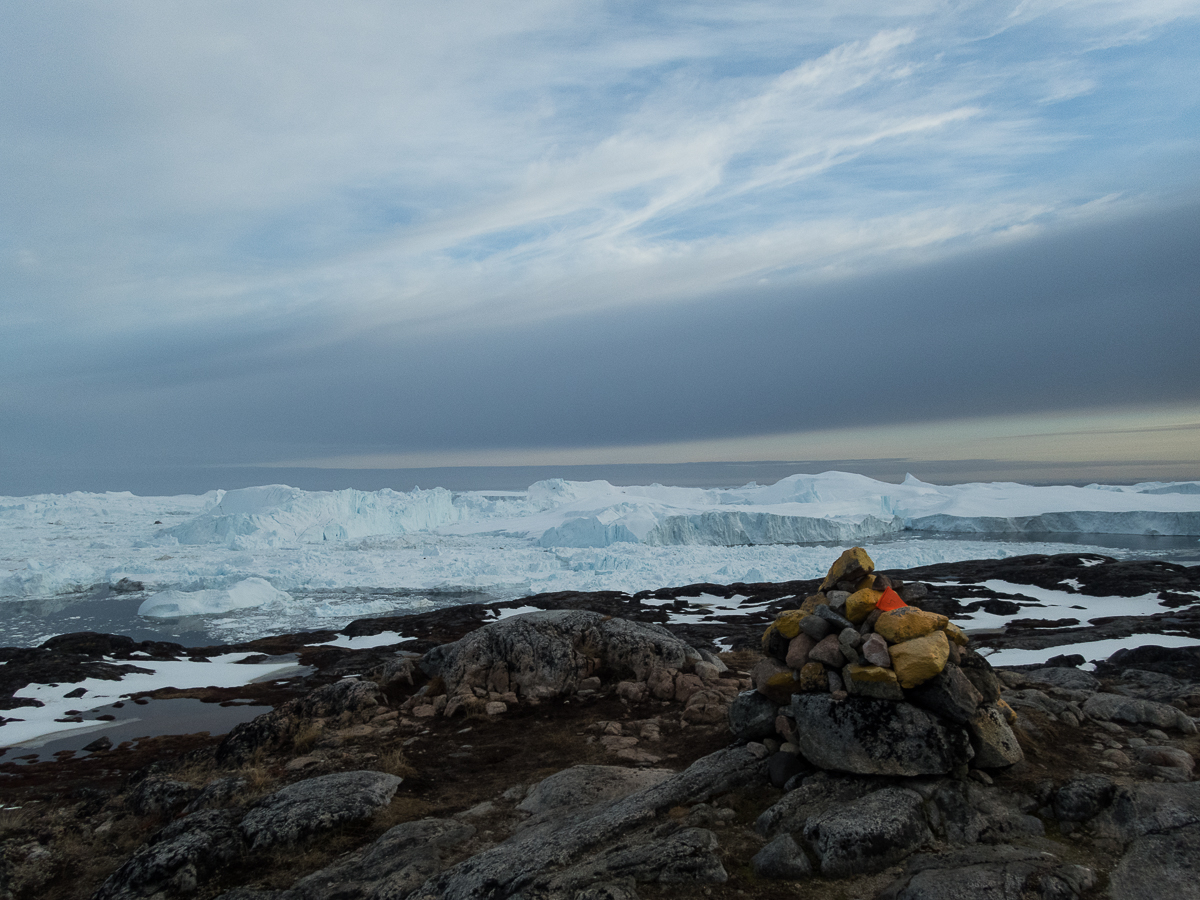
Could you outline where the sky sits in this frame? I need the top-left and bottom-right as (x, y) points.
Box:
(2, 1), (1199, 495)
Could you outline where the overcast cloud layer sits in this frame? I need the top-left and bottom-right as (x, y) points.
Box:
(2, 1), (1199, 494)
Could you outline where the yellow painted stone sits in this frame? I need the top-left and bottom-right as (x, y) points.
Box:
(875, 607), (949, 644)
(845, 587), (884, 624)
(889, 631), (949, 689)
(941, 621), (969, 646)
(820, 547), (875, 591)
(854, 574), (877, 592)
(844, 664), (899, 685)
(761, 670), (805, 704)
(798, 593), (829, 616)
(773, 609), (806, 639)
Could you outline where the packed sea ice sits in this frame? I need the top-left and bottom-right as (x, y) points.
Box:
(1, 472), (1197, 643)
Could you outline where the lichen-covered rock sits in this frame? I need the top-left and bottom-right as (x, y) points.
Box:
(790, 694), (973, 776)
(878, 846), (1092, 900)
(288, 817), (476, 900)
(1108, 822), (1200, 900)
(518, 765), (674, 818)
(728, 690), (778, 741)
(967, 705), (1024, 769)
(803, 787), (932, 876)
(876, 608), (950, 644)
(906, 665), (984, 725)
(752, 833), (813, 880)
(1053, 775), (1116, 823)
(890, 631), (950, 689)
(1082, 693), (1198, 734)
(799, 662), (827, 692)
(95, 809), (246, 900)
(423, 610), (701, 708)
(240, 771), (402, 850)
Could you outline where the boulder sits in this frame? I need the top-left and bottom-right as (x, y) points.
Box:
(1053, 775), (1116, 823)
(728, 690), (778, 741)
(790, 694), (973, 776)
(803, 787), (931, 877)
(813, 605), (855, 632)
(754, 773), (879, 837)
(422, 610), (701, 707)
(890, 631), (949, 689)
(906, 665), (984, 725)
(1022, 666), (1099, 693)
(545, 827), (728, 890)
(126, 776), (201, 818)
(785, 633), (816, 669)
(766, 750), (809, 789)
(861, 633), (892, 668)
(798, 662), (826, 692)
(751, 833), (813, 880)
(967, 705), (1023, 769)
(799, 615), (832, 641)
(412, 746), (765, 900)
(808, 635), (846, 668)
(1134, 745), (1195, 775)
(957, 650), (1002, 704)
(240, 771), (402, 850)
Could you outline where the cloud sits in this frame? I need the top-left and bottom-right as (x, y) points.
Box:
(1, 1), (1198, 490)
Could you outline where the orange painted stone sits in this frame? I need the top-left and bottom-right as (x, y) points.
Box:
(876, 586), (907, 612)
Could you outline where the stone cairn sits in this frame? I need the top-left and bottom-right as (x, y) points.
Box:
(739, 547), (1024, 776)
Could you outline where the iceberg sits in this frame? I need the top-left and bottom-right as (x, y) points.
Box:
(138, 577), (291, 618)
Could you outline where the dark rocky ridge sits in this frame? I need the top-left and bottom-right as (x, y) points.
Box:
(0, 553), (1196, 900)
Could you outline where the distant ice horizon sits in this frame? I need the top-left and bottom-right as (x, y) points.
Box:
(7, 456), (1200, 500)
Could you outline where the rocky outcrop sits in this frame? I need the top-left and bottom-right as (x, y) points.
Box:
(94, 809), (247, 900)
(417, 610), (704, 716)
(240, 771), (402, 850)
(409, 746), (765, 900)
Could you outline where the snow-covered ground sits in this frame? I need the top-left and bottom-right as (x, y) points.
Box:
(1, 472), (1198, 645)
